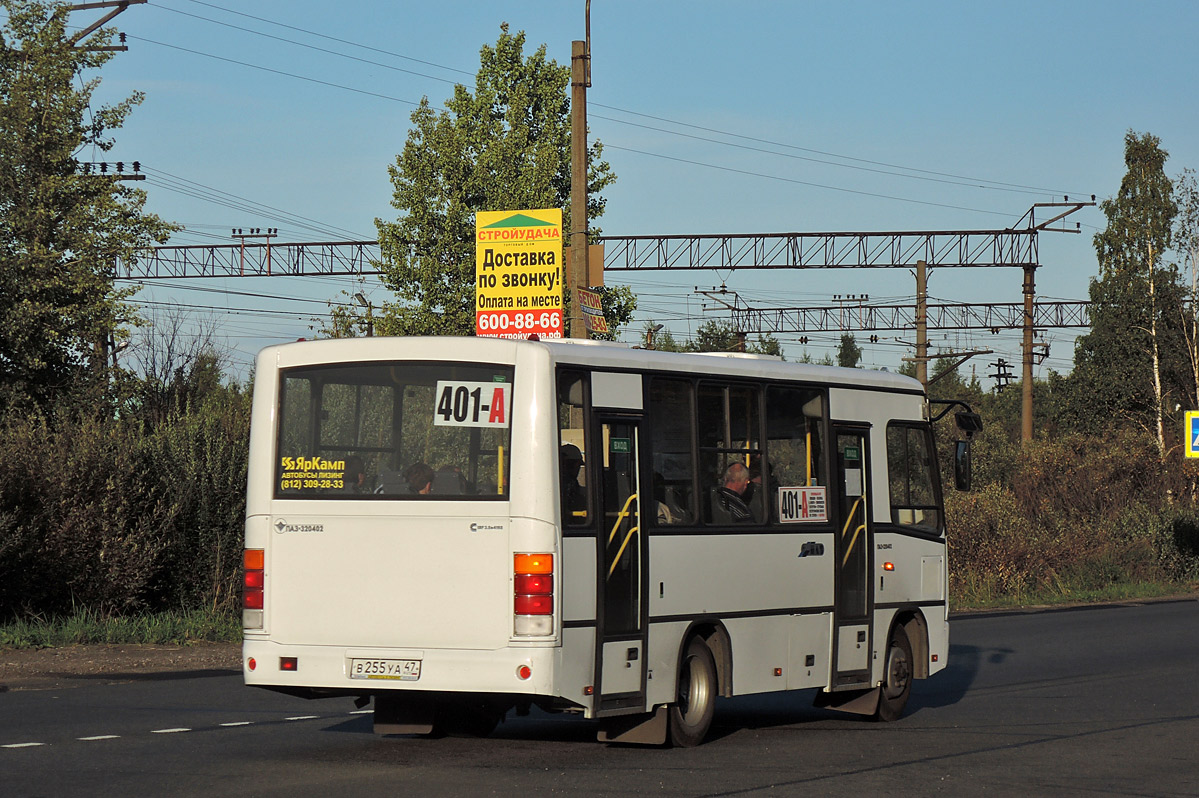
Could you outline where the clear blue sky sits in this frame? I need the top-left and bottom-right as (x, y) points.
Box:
(60, 0), (1199, 380)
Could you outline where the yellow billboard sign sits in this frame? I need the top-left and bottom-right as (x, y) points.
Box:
(475, 209), (563, 339)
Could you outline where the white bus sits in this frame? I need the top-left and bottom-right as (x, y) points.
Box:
(242, 336), (976, 746)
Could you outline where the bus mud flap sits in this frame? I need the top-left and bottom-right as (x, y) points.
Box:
(813, 686), (880, 716)
(597, 707), (667, 745)
(373, 692), (435, 736)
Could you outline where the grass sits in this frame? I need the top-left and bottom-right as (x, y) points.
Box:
(0, 608), (241, 649)
(2, 580), (1195, 650)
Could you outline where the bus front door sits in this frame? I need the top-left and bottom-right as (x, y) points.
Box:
(594, 418), (646, 715)
(832, 427), (873, 688)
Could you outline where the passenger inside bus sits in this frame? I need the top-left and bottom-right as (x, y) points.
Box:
(432, 464), (475, 495)
(712, 461), (755, 523)
(404, 462), (434, 495)
(559, 443), (587, 519)
(343, 455), (370, 493)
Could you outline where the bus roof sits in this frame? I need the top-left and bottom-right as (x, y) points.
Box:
(258, 336), (924, 395)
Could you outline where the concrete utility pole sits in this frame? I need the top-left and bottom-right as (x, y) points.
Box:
(1021, 263), (1036, 441)
(915, 260), (928, 387)
(568, 15), (591, 339)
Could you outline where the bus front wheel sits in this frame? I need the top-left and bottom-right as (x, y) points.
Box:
(668, 637), (717, 747)
(874, 624), (913, 722)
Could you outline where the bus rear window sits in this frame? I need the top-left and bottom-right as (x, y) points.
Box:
(275, 361), (514, 499)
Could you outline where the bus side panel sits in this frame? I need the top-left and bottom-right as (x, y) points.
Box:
(648, 533), (835, 618)
(556, 627), (597, 714)
(875, 531), (946, 605)
(874, 530), (949, 676)
(560, 536), (596, 623)
(787, 613), (832, 690)
(645, 621), (689, 709)
(723, 616), (795, 695)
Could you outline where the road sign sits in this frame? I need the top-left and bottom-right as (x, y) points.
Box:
(1186, 412), (1199, 458)
(577, 287), (609, 334)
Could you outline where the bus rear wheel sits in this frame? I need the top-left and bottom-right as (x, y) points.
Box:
(668, 637), (717, 747)
(874, 624), (913, 722)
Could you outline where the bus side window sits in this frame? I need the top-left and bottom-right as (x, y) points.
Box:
(764, 387), (826, 524)
(557, 371), (590, 526)
(697, 382), (763, 525)
(649, 378), (695, 525)
(886, 423), (943, 533)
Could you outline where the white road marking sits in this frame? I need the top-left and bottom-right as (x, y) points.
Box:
(4, 707), (356, 751)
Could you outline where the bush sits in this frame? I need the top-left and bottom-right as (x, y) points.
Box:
(0, 389), (249, 621)
(946, 427), (1199, 607)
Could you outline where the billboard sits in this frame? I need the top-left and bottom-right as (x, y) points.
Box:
(475, 209), (563, 339)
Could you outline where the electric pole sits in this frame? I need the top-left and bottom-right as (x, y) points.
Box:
(568, 3), (592, 339)
(915, 260), (928, 387)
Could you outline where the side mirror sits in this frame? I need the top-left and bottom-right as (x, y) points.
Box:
(955, 411), (983, 436)
(954, 440), (972, 492)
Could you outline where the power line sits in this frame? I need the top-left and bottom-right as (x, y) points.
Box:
(604, 145), (1019, 219)
(128, 10), (1084, 222)
(129, 34), (424, 107)
(172, 0), (475, 78)
(149, 1), (467, 87)
(143, 166), (370, 239)
(160, 0), (1089, 200)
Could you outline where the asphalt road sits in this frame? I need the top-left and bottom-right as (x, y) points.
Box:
(1, 599), (1195, 797)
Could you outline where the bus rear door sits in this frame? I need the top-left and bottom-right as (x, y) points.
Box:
(594, 416), (647, 716)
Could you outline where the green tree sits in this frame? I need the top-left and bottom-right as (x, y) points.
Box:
(1176, 169), (1199, 409)
(373, 24), (619, 337)
(836, 333), (862, 368)
(682, 319), (782, 356)
(0, 1), (176, 413)
(1068, 131), (1185, 452)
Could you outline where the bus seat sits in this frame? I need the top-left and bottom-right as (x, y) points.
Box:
(376, 468), (406, 494)
(432, 469), (467, 495)
(708, 489), (733, 524)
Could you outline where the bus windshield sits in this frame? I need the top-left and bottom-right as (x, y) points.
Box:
(275, 360), (514, 499)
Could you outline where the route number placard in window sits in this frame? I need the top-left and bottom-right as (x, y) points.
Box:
(433, 381), (511, 428)
(778, 486), (828, 523)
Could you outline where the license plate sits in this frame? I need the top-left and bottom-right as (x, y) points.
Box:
(349, 658), (421, 681)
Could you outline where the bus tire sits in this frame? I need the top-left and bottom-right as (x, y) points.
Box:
(875, 624), (913, 722)
(668, 637), (717, 747)
(433, 700), (503, 738)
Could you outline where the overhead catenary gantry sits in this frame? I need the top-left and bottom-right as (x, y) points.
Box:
(118, 201), (1094, 440)
(729, 300), (1092, 334)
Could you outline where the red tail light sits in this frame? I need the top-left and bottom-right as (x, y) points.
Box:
(243, 549), (265, 615)
(514, 553), (554, 634)
(514, 574), (552, 595)
(515, 594), (553, 614)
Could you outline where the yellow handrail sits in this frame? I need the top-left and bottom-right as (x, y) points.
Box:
(840, 496), (867, 567)
(607, 524), (640, 578)
(497, 444), (504, 495)
(607, 493), (639, 544)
